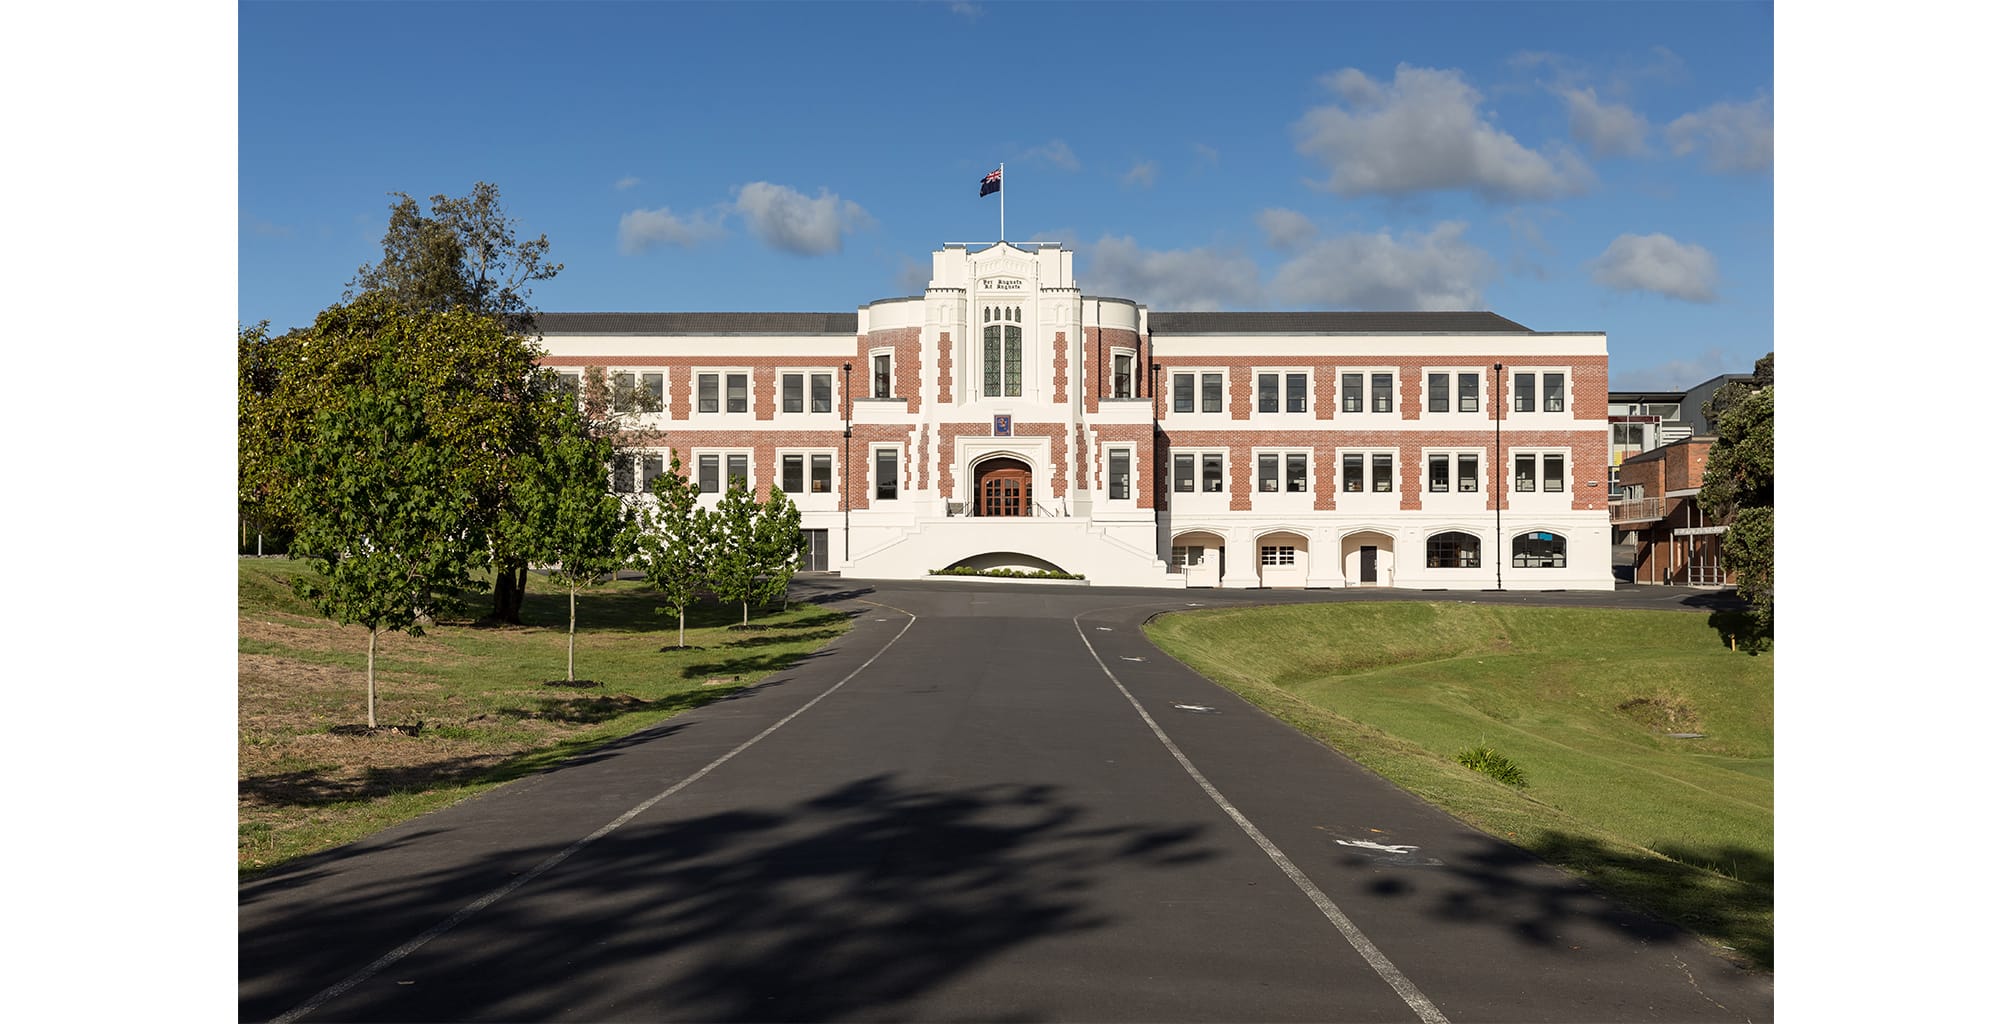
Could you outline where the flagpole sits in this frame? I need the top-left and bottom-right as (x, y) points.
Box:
(998, 162), (1005, 242)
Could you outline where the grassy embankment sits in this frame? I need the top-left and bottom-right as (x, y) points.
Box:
(238, 558), (851, 879)
(1144, 602), (1772, 969)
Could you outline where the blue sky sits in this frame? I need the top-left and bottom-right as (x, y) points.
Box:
(239, 1), (1774, 391)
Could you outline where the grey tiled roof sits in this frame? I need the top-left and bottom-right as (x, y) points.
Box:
(536, 312), (859, 335)
(1149, 311), (1533, 334)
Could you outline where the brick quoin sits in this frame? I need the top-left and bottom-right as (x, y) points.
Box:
(1053, 333), (1069, 405)
(859, 328), (925, 413)
(937, 332), (953, 404)
(1314, 366), (1337, 422)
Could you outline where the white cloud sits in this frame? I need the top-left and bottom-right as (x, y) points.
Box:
(614, 176), (641, 191)
(1294, 64), (1589, 201)
(1083, 236), (1263, 311)
(1120, 161), (1158, 189)
(1667, 94), (1773, 172)
(1255, 208), (1317, 251)
(1588, 233), (1719, 302)
(1561, 86), (1650, 158)
(1270, 222), (1496, 310)
(733, 182), (871, 256)
(617, 206), (724, 254)
(948, 1), (981, 20)
(1019, 139), (1080, 172)
(1192, 142), (1219, 165)
(1611, 348), (1736, 391)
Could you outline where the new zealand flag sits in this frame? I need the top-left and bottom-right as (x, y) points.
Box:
(979, 168), (1002, 197)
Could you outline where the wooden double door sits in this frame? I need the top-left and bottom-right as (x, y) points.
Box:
(974, 458), (1033, 517)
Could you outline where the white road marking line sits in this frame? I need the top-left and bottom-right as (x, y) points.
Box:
(1096, 626), (1114, 631)
(1172, 703), (1216, 713)
(1121, 655), (1145, 662)
(269, 607), (920, 1024)
(1073, 613), (1450, 1024)
(1336, 838), (1420, 854)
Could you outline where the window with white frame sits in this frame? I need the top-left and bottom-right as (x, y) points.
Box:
(1428, 454), (1451, 492)
(779, 372), (835, 415)
(612, 450), (666, 495)
(1459, 372), (1480, 412)
(1341, 373), (1364, 413)
(874, 448), (899, 500)
(982, 307), (1021, 397)
(1112, 351), (1135, 398)
(610, 370), (664, 414)
(1513, 531), (1568, 568)
(781, 453), (805, 493)
(1514, 454), (1536, 492)
(1171, 545), (1206, 566)
(1544, 453), (1566, 492)
(872, 351), (894, 399)
(1256, 371), (1310, 414)
(1200, 453), (1225, 492)
(1173, 453), (1195, 492)
(1428, 453), (1482, 493)
(1426, 532), (1481, 568)
(1428, 373), (1450, 413)
(1108, 447), (1131, 500)
(697, 454), (720, 494)
(1254, 452), (1309, 493)
(1260, 545), (1296, 566)
(1340, 372), (1394, 414)
(1340, 452), (1393, 493)
(1514, 452), (1568, 492)
(1371, 373), (1393, 413)
(551, 369), (582, 404)
(697, 373), (720, 414)
(725, 373), (749, 413)
(1514, 372), (1536, 413)
(777, 452), (837, 495)
(1168, 371), (1225, 414)
(1458, 454), (1479, 492)
(810, 454), (833, 493)
(1544, 372), (1566, 413)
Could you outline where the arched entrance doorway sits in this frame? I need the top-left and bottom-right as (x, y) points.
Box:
(973, 456), (1034, 517)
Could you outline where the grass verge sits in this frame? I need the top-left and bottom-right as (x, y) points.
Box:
(1144, 601), (1772, 970)
(238, 558), (851, 879)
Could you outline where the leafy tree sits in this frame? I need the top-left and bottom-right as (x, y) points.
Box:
(286, 343), (488, 729)
(1700, 357), (1775, 641)
(1701, 351), (1773, 434)
(343, 182), (564, 623)
(238, 320), (301, 551)
(634, 452), (714, 648)
(345, 181), (562, 331)
(709, 482), (803, 626)
(517, 404), (636, 681)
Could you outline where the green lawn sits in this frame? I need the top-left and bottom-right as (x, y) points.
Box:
(238, 558), (851, 878)
(1145, 601), (1772, 969)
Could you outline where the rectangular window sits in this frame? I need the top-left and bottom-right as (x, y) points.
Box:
(1371, 373), (1393, 413)
(1286, 373), (1308, 413)
(1428, 454), (1450, 492)
(1109, 449), (1131, 500)
(1342, 454), (1363, 493)
(874, 354), (892, 398)
(1003, 327), (1022, 397)
(726, 454), (749, 489)
(875, 449), (898, 500)
(811, 373), (833, 413)
(1201, 453), (1224, 492)
(1173, 373), (1194, 413)
(613, 453), (636, 493)
(984, 327), (1001, 397)
(698, 454), (720, 494)
(1515, 454), (1536, 492)
(782, 454), (804, 493)
(1173, 454), (1195, 493)
(726, 374), (748, 414)
(641, 452), (664, 493)
(782, 374), (804, 414)
(1544, 453), (1566, 492)
(1260, 546), (1296, 567)
(1114, 353), (1134, 398)
(1514, 373), (1535, 413)
(1173, 546), (1204, 567)
(1458, 454), (1479, 493)
(612, 371), (664, 414)
(1459, 373), (1480, 412)
(1258, 453), (1280, 492)
(1201, 373), (1223, 413)
(1372, 454), (1393, 492)
(1428, 373), (1449, 413)
(1286, 453), (1308, 493)
(810, 454), (832, 493)
(555, 371), (581, 403)
(697, 373), (720, 414)
(1544, 372), (1565, 412)
(1257, 373), (1280, 413)
(1341, 373), (1363, 413)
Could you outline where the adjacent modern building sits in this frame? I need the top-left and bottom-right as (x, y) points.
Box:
(535, 241), (1615, 590)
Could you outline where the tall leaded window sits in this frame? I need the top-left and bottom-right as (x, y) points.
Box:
(982, 306), (1023, 397)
